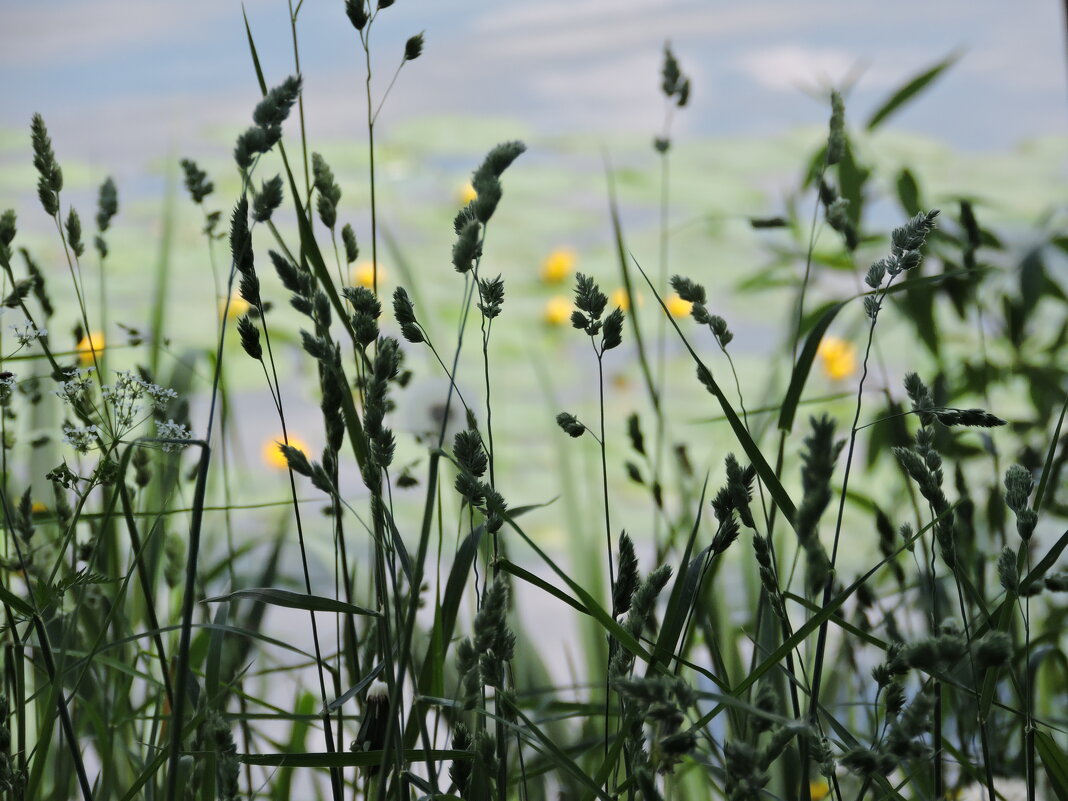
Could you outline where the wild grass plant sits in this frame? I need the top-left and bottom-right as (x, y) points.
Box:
(1, 4), (1067, 801)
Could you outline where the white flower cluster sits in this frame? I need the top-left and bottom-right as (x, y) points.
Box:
(100, 371), (178, 428)
(10, 321), (47, 347)
(54, 367), (96, 405)
(0, 371), (15, 402)
(54, 368), (183, 450)
(62, 423), (102, 454)
(156, 419), (192, 452)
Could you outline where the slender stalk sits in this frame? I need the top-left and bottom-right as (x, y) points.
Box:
(793, 162), (828, 360)
(596, 349), (616, 593)
(0, 486), (95, 801)
(253, 286), (346, 801)
(652, 141), (671, 549)
(803, 296), (881, 801)
(361, 28), (380, 297)
(288, 0), (311, 202)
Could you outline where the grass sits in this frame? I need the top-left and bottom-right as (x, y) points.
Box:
(0, 4), (1067, 801)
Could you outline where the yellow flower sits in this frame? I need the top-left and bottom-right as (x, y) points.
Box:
(351, 260), (385, 289)
(665, 294), (692, 318)
(219, 291), (250, 321)
(810, 780), (831, 801)
(817, 335), (857, 380)
(31, 501), (48, 515)
(541, 248), (576, 284)
(76, 331), (105, 366)
(610, 287), (643, 311)
(543, 296), (573, 326)
(458, 181), (477, 205)
(262, 434), (311, 471)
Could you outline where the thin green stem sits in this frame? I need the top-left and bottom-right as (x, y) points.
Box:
(362, 31), (380, 298)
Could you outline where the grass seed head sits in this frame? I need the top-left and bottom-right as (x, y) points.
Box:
(95, 176), (118, 233)
(404, 32), (424, 61)
(229, 198), (254, 276)
(0, 210), (15, 250)
(342, 223), (359, 263)
(345, 0), (369, 30)
(826, 89), (846, 165)
(30, 113), (63, 216)
(179, 159), (214, 204)
(237, 315), (262, 361)
(478, 274), (505, 319)
(613, 532), (639, 617)
(555, 412), (585, 438)
(253, 75), (302, 130)
(65, 209), (84, 258)
(253, 175), (284, 222)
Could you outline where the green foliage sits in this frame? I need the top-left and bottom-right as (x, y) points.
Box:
(1, 10), (1064, 801)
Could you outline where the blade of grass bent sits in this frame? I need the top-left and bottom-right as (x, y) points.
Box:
(203, 587), (380, 617)
(149, 162), (176, 377)
(1034, 392), (1068, 513)
(978, 526), (1068, 718)
(647, 477), (708, 673)
(238, 749), (467, 768)
(866, 52), (961, 130)
(496, 559), (588, 615)
(272, 691), (317, 801)
(1036, 728), (1068, 801)
(605, 155), (659, 415)
(777, 269), (979, 435)
(692, 519), (929, 726)
(504, 513), (652, 664)
(631, 255), (799, 530)
(244, 5), (370, 479)
(778, 299), (846, 432)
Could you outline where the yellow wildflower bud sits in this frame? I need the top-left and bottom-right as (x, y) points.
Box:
(610, 287), (643, 311)
(219, 291), (250, 321)
(665, 294), (692, 318)
(543, 296), (573, 326)
(541, 248), (576, 284)
(458, 182), (477, 205)
(816, 335), (857, 380)
(76, 331), (105, 366)
(262, 434), (311, 470)
(351, 260), (384, 289)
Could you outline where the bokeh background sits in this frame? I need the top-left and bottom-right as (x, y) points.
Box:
(3, 0), (1067, 535)
(4, 0), (1067, 160)
(3, 0), (1066, 529)
(2, 0), (1067, 769)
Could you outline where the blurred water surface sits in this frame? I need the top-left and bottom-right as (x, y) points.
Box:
(3, 0), (1065, 171)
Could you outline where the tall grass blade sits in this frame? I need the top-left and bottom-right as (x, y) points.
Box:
(203, 587), (380, 616)
(866, 52), (961, 130)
